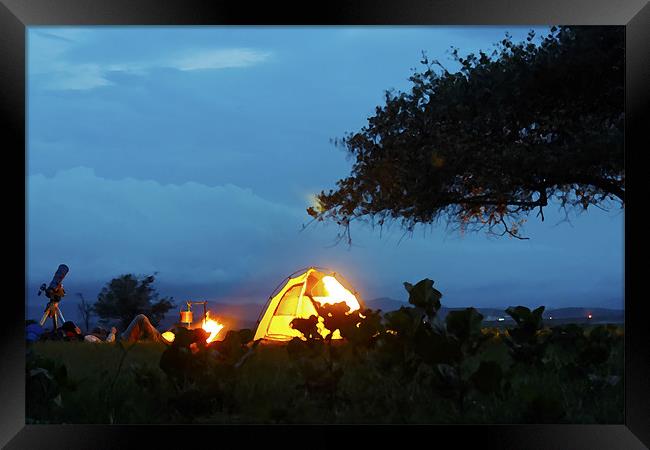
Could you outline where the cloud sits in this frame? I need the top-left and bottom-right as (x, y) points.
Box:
(29, 28), (272, 91)
(26, 166), (624, 311)
(170, 48), (272, 71)
(33, 30), (76, 43)
(27, 167), (305, 287)
(32, 63), (114, 91)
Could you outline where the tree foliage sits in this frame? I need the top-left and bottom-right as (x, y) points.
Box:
(308, 26), (624, 240)
(94, 274), (174, 331)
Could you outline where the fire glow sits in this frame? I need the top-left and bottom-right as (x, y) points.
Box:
(202, 313), (224, 343)
(161, 313), (224, 344)
(161, 331), (175, 342)
(313, 275), (361, 312)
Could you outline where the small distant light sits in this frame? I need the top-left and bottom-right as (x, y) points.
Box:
(549, 316), (552, 320)
(497, 317), (505, 322)
(587, 314), (593, 320)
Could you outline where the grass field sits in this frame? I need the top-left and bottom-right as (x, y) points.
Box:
(27, 318), (624, 425)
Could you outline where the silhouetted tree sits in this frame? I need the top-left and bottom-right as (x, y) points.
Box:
(76, 292), (94, 332)
(94, 273), (174, 331)
(308, 26), (624, 241)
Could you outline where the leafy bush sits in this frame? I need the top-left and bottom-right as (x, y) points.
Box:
(27, 278), (623, 424)
(26, 349), (73, 422)
(504, 305), (549, 364)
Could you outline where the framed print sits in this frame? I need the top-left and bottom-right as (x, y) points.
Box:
(1, 0), (648, 448)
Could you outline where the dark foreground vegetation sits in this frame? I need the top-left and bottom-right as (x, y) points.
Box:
(27, 278), (623, 424)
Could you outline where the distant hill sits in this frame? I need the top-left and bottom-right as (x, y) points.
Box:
(543, 307), (624, 319)
(363, 298), (624, 324)
(365, 297), (408, 312)
(541, 307), (624, 324)
(364, 298), (510, 319)
(27, 295), (623, 334)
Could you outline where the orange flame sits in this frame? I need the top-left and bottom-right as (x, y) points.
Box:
(202, 313), (224, 343)
(160, 312), (224, 344)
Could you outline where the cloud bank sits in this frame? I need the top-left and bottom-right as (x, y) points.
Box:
(29, 30), (271, 90)
(27, 167), (305, 287)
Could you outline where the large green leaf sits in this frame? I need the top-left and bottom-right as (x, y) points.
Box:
(338, 308), (384, 347)
(313, 302), (352, 339)
(404, 278), (442, 318)
(415, 327), (463, 365)
(445, 308), (483, 343)
(290, 315), (321, 340)
(383, 306), (423, 338)
(505, 305), (545, 330)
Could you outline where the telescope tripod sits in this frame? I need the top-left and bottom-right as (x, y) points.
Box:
(39, 300), (66, 331)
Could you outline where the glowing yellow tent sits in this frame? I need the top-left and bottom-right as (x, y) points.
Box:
(253, 267), (363, 341)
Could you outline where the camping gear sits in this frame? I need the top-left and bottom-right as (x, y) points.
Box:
(26, 323), (44, 343)
(38, 264), (69, 330)
(56, 321), (83, 341)
(38, 264), (69, 298)
(166, 303), (223, 344)
(179, 300), (208, 328)
(253, 267), (363, 341)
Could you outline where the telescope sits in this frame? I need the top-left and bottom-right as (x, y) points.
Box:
(38, 264), (69, 330)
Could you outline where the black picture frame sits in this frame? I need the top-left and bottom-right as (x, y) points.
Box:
(2, 0), (647, 448)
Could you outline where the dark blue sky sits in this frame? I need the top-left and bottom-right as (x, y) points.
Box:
(26, 26), (624, 313)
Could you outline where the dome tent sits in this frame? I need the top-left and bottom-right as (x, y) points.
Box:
(253, 267), (363, 341)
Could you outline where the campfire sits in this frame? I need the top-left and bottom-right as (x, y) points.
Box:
(162, 305), (225, 344)
(202, 313), (224, 343)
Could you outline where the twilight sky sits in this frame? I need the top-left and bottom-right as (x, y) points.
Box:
(26, 26), (625, 315)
